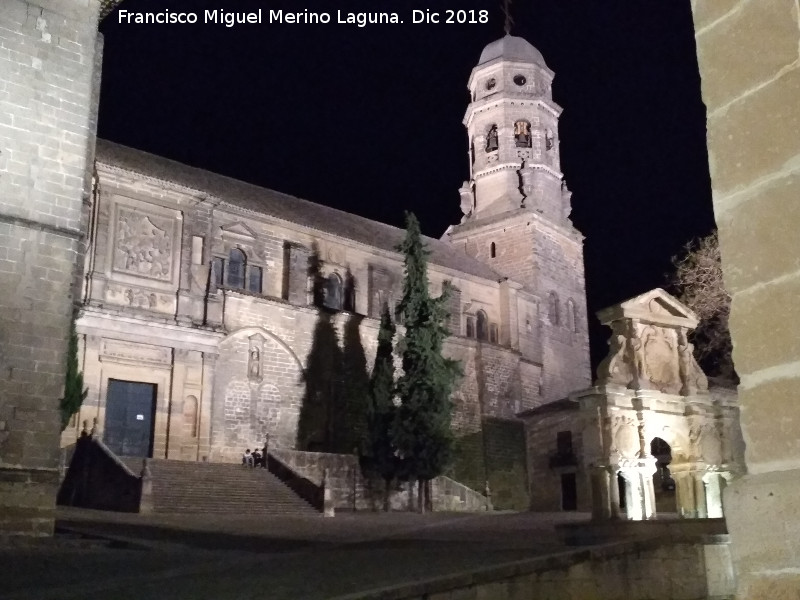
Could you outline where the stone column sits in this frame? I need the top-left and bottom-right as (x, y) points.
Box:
(694, 473), (708, 519)
(704, 472), (724, 519)
(590, 466), (611, 520)
(166, 351), (188, 459)
(692, 1), (800, 594)
(673, 471), (696, 518)
(642, 472), (657, 520)
(608, 467), (622, 519)
(621, 470), (644, 521)
(198, 353), (217, 462)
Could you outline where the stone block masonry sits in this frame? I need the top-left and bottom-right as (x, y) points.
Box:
(0, 0), (102, 535)
(692, 0), (800, 596)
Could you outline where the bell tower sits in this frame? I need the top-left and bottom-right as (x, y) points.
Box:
(445, 35), (591, 402)
(458, 35), (569, 224)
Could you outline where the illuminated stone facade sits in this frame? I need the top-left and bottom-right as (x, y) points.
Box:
(62, 37), (591, 510)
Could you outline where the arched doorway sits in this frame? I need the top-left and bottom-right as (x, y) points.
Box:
(651, 437), (676, 513)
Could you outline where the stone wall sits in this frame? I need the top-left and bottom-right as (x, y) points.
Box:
(333, 538), (735, 600)
(524, 406), (590, 513)
(0, 0), (101, 536)
(691, 1), (800, 595)
(271, 448), (488, 512)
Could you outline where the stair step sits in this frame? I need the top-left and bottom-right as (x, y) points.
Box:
(119, 456), (317, 515)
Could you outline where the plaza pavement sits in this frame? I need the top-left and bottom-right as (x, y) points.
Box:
(1, 507), (590, 599)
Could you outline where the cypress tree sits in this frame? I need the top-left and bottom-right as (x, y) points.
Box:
(60, 319), (87, 431)
(363, 304), (398, 510)
(393, 212), (460, 511)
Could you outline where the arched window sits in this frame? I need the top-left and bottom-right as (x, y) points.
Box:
(566, 298), (577, 333)
(476, 310), (489, 341)
(323, 273), (343, 310)
(227, 248), (246, 289)
(485, 125), (499, 152)
(514, 121), (532, 148)
(490, 242), (496, 258)
(548, 292), (560, 326)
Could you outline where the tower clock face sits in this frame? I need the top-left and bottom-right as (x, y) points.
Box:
(485, 78), (496, 90)
(513, 75), (527, 86)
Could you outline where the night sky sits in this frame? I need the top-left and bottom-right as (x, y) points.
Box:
(97, 0), (715, 369)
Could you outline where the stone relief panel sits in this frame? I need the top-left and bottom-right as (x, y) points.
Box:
(103, 283), (177, 314)
(641, 325), (680, 394)
(611, 415), (639, 459)
(113, 208), (174, 281)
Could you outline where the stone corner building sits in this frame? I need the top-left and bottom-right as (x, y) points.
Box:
(60, 34), (590, 510)
(0, 0), (121, 536)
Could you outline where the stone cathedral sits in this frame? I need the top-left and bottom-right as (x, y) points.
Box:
(62, 35), (591, 509)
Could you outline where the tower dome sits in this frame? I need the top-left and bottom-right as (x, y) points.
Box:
(477, 35), (547, 68)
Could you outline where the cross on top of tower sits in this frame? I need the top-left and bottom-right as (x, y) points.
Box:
(501, 0), (514, 35)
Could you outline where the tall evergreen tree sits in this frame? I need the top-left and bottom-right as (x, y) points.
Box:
(60, 319), (87, 431)
(363, 304), (398, 510)
(393, 212), (460, 511)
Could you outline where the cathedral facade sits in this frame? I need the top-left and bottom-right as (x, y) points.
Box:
(62, 35), (590, 509)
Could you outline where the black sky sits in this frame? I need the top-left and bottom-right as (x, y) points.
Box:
(97, 0), (715, 368)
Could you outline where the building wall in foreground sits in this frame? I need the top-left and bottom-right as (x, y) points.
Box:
(692, 1), (800, 596)
(0, 0), (101, 536)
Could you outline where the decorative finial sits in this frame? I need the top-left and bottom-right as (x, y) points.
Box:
(502, 0), (514, 35)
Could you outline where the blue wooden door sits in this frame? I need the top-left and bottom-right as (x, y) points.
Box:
(104, 379), (156, 457)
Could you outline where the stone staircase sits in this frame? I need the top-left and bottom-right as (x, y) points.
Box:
(120, 458), (318, 516)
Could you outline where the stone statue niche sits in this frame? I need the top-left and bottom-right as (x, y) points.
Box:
(574, 288), (742, 522)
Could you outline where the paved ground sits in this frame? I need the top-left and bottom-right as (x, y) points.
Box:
(2, 508), (591, 600)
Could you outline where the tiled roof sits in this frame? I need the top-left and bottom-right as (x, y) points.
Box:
(95, 140), (502, 282)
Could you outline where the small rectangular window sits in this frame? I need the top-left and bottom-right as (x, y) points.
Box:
(248, 266), (262, 294)
(191, 236), (204, 265)
(212, 257), (224, 287)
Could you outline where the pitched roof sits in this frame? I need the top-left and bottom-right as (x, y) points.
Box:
(95, 140), (502, 282)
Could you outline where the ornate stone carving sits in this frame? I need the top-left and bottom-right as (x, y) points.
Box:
(248, 335), (263, 383)
(596, 321), (632, 387)
(627, 320), (648, 390)
(459, 182), (473, 216)
(114, 209), (173, 280)
(125, 288), (157, 309)
(642, 325), (680, 394)
(677, 328), (708, 395)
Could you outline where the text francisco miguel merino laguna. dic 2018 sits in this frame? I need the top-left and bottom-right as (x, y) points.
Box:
(116, 8), (490, 27)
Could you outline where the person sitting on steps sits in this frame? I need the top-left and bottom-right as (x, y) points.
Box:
(242, 448), (254, 468)
(252, 448), (262, 469)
